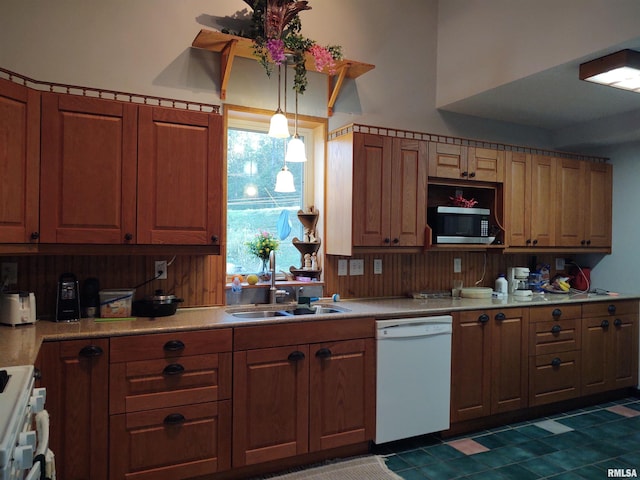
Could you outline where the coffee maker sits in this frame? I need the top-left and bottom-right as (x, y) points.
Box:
(507, 267), (533, 297)
(56, 273), (81, 321)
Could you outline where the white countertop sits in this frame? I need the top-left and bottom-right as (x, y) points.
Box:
(1, 292), (637, 367)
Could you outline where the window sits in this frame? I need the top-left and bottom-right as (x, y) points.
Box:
(226, 114), (314, 276)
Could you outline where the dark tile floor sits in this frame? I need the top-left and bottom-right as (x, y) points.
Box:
(377, 397), (640, 480)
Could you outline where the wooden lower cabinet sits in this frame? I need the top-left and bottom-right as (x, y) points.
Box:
(37, 338), (109, 480)
(451, 308), (528, 423)
(582, 301), (639, 395)
(232, 319), (375, 468)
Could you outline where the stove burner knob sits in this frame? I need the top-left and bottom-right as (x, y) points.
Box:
(29, 389), (46, 413)
(14, 444), (34, 470)
(18, 431), (37, 450)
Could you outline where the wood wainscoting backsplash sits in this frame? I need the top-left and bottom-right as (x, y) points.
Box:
(323, 251), (559, 299)
(8, 254), (226, 319)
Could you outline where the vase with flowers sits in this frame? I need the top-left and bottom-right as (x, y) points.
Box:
(242, 0), (343, 94)
(245, 230), (280, 281)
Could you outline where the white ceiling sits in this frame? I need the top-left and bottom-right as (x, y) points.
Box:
(438, 40), (640, 151)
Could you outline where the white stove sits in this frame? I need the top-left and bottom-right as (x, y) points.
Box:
(0, 365), (49, 480)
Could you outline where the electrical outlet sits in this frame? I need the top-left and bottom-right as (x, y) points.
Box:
(373, 258), (383, 275)
(555, 258), (565, 271)
(453, 258), (462, 273)
(349, 259), (364, 276)
(155, 260), (167, 280)
(338, 259), (348, 276)
(1, 262), (18, 286)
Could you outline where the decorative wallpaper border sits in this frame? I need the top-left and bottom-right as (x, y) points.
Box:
(329, 123), (609, 163)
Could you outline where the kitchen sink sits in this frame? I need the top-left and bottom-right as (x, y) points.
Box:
(228, 304), (350, 319)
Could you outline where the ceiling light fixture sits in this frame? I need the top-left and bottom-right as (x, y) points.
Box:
(285, 87), (307, 163)
(579, 49), (640, 93)
(268, 63), (291, 138)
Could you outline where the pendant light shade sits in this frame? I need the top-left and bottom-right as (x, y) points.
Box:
(274, 164), (296, 192)
(285, 135), (307, 162)
(268, 63), (291, 138)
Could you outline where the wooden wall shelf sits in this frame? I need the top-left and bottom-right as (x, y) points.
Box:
(191, 29), (375, 116)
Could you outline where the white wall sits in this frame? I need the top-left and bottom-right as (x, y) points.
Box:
(436, 0), (640, 107)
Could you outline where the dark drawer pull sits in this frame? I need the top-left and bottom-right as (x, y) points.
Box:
(288, 351), (305, 362)
(164, 413), (186, 425)
(211, 235), (219, 244)
(30, 231), (40, 240)
(608, 304), (616, 314)
(79, 345), (103, 358)
(614, 318), (622, 327)
(315, 348), (332, 359)
(495, 312), (506, 321)
(551, 324), (562, 334)
(163, 340), (185, 352)
(163, 363), (185, 376)
(601, 320), (610, 329)
(124, 233), (133, 241)
(552, 308), (562, 318)
(551, 357), (562, 368)
(478, 314), (490, 323)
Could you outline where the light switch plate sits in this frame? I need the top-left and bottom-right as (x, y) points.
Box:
(373, 259), (383, 275)
(338, 259), (348, 276)
(555, 258), (565, 271)
(453, 258), (462, 273)
(350, 259), (364, 276)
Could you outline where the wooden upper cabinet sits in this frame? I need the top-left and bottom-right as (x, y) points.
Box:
(0, 79), (40, 243)
(584, 162), (612, 248)
(40, 93), (138, 244)
(506, 153), (556, 247)
(428, 143), (503, 183)
(137, 106), (223, 245)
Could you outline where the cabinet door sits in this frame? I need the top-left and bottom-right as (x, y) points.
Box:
(352, 133), (392, 246)
(137, 106), (223, 246)
(233, 345), (309, 467)
(529, 350), (580, 406)
(581, 317), (610, 395)
(505, 152), (530, 247)
(584, 162), (612, 247)
(38, 339), (109, 480)
(491, 309), (528, 414)
(428, 142), (467, 180)
(610, 314), (638, 389)
(0, 79), (40, 243)
(451, 311), (491, 422)
(468, 147), (504, 183)
(529, 155), (556, 247)
(309, 339), (375, 451)
(109, 401), (231, 480)
(390, 138), (427, 246)
(40, 93), (137, 244)
(555, 158), (586, 247)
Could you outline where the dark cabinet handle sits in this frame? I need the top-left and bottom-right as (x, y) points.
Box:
(532, 239), (538, 245)
(79, 345), (103, 358)
(526, 239), (532, 245)
(469, 172), (476, 178)
(124, 233), (133, 241)
(163, 413), (186, 425)
(30, 231), (40, 240)
(163, 340), (185, 352)
(288, 351), (305, 362)
(315, 348), (332, 359)
(552, 308), (562, 318)
(601, 320), (610, 329)
(211, 235), (219, 244)
(384, 238), (390, 244)
(478, 314), (490, 323)
(614, 318), (622, 327)
(495, 312), (506, 321)
(586, 240), (591, 245)
(581, 240), (586, 245)
(163, 363), (185, 376)
(551, 324), (562, 334)
(608, 305), (616, 314)
(461, 171), (468, 177)
(551, 357), (562, 367)
(392, 238), (399, 244)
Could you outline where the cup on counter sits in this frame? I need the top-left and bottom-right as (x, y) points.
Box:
(452, 280), (463, 298)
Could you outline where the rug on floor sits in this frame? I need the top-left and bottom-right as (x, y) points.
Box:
(260, 455), (403, 480)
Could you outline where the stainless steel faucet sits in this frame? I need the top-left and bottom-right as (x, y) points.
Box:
(269, 250), (277, 304)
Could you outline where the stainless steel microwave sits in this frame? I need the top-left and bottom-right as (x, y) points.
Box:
(428, 206), (492, 244)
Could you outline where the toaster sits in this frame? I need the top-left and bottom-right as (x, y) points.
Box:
(0, 292), (37, 326)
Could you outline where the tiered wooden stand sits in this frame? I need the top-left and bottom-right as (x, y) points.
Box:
(289, 208), (322, 280)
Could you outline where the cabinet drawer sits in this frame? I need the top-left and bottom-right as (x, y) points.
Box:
(582, 300), (639, 318)
(529, 319), (581, 355)
(109, 401), (231, 480)
(110, 352), (232, 414)
(529, 351), (581, 407)
(529, 305), (581, 323)
(110, 329), (232, 363)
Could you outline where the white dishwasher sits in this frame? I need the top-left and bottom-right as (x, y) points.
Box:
(375, 315), (453, 444)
